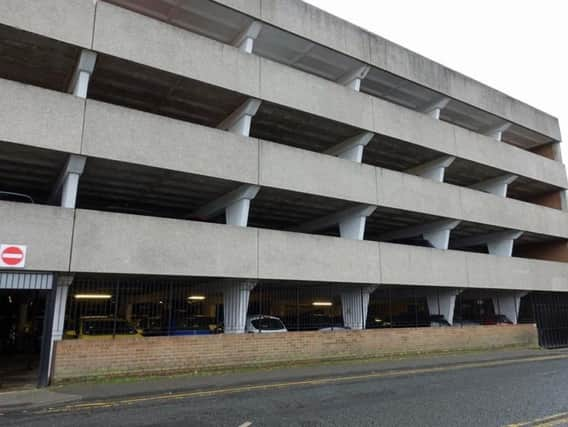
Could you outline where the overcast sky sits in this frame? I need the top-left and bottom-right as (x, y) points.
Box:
(305, 0), (567, 162)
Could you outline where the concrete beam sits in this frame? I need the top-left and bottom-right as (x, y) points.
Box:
(426, 288), (462, 325)
(492, 291), (528, 324)
(217, 98), (262, 137)
(418, 96), (451, 120)
(191, 184), (260, 227)
(341, 286), (377, 329)
(470, 174), (518, 197)
(336, 65), (371, 92)
(405, 156), (456, 182)
(292, 204), (376, 240)
(324, 132), (374, 163)
(68, 49), (97, 98)
(379, 219), (461, 250)
(482, 123), (512, 142)
(49, 154), (87, 208)
(452, 230), (523, 256)
(232, 21), (263, 54)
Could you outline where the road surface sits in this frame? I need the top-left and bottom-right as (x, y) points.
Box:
(2, 352), (568, 426)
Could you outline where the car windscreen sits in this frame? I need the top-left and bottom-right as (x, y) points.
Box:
(251, 318), (285, 330)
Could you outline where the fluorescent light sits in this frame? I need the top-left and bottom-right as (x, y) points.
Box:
(188, 295), (206, 301)
(74, 294), (112, 300)
(312, 301), (333, 307)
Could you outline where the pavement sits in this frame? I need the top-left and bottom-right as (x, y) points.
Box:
(1, 347), (568, 426)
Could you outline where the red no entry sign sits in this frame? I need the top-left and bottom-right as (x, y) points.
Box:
(0, 245), (27, 268)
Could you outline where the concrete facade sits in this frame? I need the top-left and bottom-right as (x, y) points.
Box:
(0, 0), (566, 384)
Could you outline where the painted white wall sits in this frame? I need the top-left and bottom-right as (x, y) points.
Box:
(305, 0), (567, 160)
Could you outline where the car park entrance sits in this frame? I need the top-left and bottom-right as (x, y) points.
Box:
(0, 290), (47, 389)
(0, 272), (55, 390)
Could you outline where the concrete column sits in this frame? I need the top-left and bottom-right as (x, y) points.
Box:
(217, 98), (262, 137)
(324, 132), (374, 163)
(419, 97), (451, 120)
(293, 204), (376, 241)
(379, 219), (460, 250)
(225, 198), (252, 227)
(223, 281), (256, 334)
(336, 65), (371, 92)
(406, 156), (456, 183)
(492, 291), (528, 324)
(470, 174), (518, 198)
(191, 184), (260, 227)
(426, 288), (462, 325)
(341, 286), (375, 329)
(68, 50), (97, 98)
(47, 274), (74, 380)
(232, 21), (263, 54)
(50, 154), (86, 208)
(452, 230), (523, 257)
(483, 123), (511, 142)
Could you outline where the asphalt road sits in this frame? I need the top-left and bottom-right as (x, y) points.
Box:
(3, 354), (568, 427)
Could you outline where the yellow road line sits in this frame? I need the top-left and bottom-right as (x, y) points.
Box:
(35, 353), (568, 416)
(505, 411), (568, 426)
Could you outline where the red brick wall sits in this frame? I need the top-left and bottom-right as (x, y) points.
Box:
(53, 325), (537, 382)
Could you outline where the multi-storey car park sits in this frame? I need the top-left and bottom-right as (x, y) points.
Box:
(1, 0), (567, 387)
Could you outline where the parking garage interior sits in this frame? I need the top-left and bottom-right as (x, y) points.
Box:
(57, 275), (535, 341)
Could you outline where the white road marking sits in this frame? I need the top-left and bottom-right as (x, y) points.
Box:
(238, 422), (252, 427)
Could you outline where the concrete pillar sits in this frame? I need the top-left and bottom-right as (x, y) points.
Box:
(406, 156), (456, 183)
(226, 198), (252, 227)
(50, 154), (86, 208)
(336, 65), (371, 92)
(191, 184), (260, 227)
(324, 132), (374, 163)
(47, 274), (74, 381)
(483, 123), (511, 142)
(232, 21), (263, 54)
(419, 97), (451, 120)
(217, 98), (262, 137)
(341, 286), (375, 329)
(470, 174), (518, 198)
(379, 219), (460, 250)
(452, 230), (523, 257)
(426, 288), (461, 325)
(492, 291), (527, 324)
(223, 281), (256, 334)
(293, 205), (376, 241)
(68, 50), (97, 99)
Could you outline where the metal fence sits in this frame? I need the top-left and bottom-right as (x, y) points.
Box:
(62, 276), (535, 340)
(532, 292), (568, 348)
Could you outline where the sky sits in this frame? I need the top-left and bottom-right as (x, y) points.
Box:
(305, 0), (567, 162)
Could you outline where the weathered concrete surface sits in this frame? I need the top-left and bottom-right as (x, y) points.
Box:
(0, 0), (95, 49)
(92, 2), (260, 98)
(258, 228), (380, 283)
(0, 79), (83, 153)
(259, 141), (377, 205)
(82, 100), (259, 185)
(0, 202), (74, 272)
(70, 209), (258, 277)
(89, 5), (566, 189)
(214, 0), (561, 141)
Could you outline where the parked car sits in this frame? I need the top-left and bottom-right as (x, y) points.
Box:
(68, 316), (138, 338)
(480, 314), (513, 325)
(246, 315), (287, 333)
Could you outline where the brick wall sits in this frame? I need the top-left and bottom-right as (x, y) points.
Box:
(53, 324), (537, 382)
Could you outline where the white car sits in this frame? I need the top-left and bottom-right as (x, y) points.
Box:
(245, 315), (287, 333)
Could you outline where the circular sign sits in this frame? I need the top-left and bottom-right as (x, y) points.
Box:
(1, 246), (24, 266)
